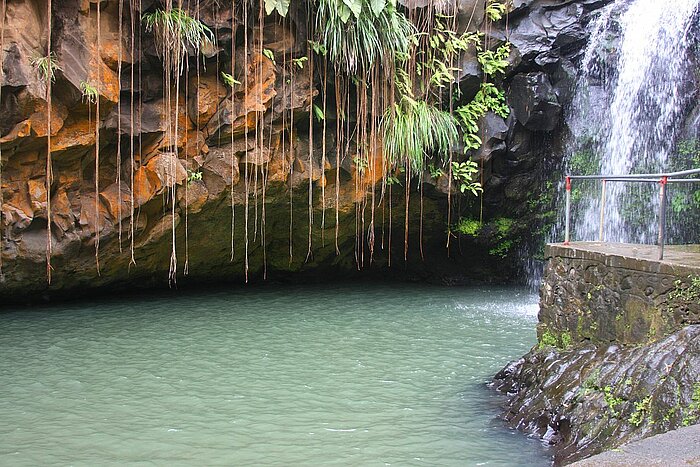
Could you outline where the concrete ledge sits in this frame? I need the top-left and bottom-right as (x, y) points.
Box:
(567, 424), (700, 466)
(547, 242), (700, 277)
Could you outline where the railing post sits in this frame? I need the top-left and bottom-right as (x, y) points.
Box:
(658, 176), (668, 260)
(565, 176), (571, 245)
(599, 179), (607, 242)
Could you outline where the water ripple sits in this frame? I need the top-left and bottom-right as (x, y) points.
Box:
(0, 284), (549, 466)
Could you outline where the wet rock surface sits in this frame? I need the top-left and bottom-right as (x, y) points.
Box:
(494, 326), (700, 465)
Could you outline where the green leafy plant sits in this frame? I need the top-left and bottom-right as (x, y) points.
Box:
(682, 382), (700, 426)
(668, 275), (700, 303)
(353, 155), (369, 174)
(220, 72), (241, 87)
(455, 83), (509, 151)
(292, 57), (308, 69)
(262, 48), (276, 64)
(603, 386), (624, 417)
(31, 53), (61, 83)
(80, 81), (99, 104)
(428, 163), (445, 179)
(264, 0), (291, 16)
(454, 218), (481, 237)
(308, 40), (327, 56)
(187, 170), (203, 184)
(485, 0), (508, 21)
(538, 330), (559, 349)
(313, 104), (325, 122)
(478, 43), (510, 76)
(316, 0), (415, 74)
(451, 160), (482, 195)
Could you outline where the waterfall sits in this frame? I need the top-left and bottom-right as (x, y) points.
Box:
(565, 0), (700, 244)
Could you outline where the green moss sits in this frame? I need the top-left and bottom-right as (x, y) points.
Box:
(454, 218), (481, 237)
(494, 217), (514, 235)
(603, 386), (624, 417)
(629, 396), (652, 427)
(569, 148), (600, 176)
(538, 330), (558, 349)
(682, 382), (700, 427)
(487, 218), (515, 258)
(561, 332), (572, 349)
(538, 330), (573, 350)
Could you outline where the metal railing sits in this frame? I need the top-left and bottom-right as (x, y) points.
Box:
(564, 168), (700, 260)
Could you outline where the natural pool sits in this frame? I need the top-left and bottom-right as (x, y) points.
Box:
(0, 283), (550, 466)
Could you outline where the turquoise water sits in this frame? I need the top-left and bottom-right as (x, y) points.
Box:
(0, 284), (550, 466)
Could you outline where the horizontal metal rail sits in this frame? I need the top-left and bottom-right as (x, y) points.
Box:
(568, 168), (700, 180)
(564, 169), (700, 260)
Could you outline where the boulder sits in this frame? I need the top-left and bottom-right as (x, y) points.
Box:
(508, 72), (561, 132)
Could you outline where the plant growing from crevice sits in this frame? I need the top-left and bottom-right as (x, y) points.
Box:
(682, 382), (700, 426)
(142, 8), (214, 74)
(80, 81), (99, 104)
(382, 97), (459, 173)
(220, 71), (240, 87)
(31, 52), (60, 83)
(629, 396), (652, 427)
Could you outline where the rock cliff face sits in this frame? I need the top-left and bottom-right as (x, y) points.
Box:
(0, 0), (611, 300)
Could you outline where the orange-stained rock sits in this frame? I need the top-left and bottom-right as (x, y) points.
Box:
(0, 120), (32, 147)
(133, 166), (162, 206)
(78, 191), (112, 236)
(100, 37), (133, 70)
(266, 131), (293, 183)
(1, 150), (41, 183)
(182, 130), (208, 159)
(189, 72), (228, 129)
(51, 189), (76, 234)
(206, 52), (277, 140)
(50, 119), (96, 154)
(203, 144), (243, 186)
(177, 181), (209, 214)
(155, 96), (197, 151)
(144, 152), (188, 189)
(86, 53), (120, 105)
(27, 178), (48, 216)
(240, 145), (272, 167)
(352, 142), (385, 201)
(1, 181), (33, 228)
(135, 212), (180, 249)
(99, 182), (132, 221)
(28, 101), (69, 138)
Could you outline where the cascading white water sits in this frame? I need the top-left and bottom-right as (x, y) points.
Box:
(566, 0), (700, 243)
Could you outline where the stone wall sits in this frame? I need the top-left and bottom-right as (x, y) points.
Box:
(539, 243), (700, 346)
